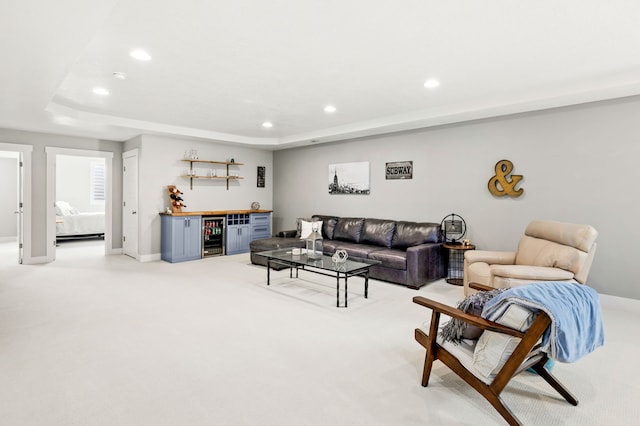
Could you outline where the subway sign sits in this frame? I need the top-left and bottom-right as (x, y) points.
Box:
(385, 161), (413, 180)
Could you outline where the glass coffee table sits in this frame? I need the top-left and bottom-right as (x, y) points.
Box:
(255, 249), (381, 307)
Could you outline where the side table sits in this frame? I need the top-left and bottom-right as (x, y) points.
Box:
(443, 243), (476, 286)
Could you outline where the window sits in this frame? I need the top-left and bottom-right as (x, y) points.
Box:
(90, 160), (105, 203)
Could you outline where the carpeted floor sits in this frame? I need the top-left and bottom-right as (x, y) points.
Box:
(0, 240), (638, 425)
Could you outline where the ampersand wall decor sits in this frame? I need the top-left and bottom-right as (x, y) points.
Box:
(488, 159), (524, 198)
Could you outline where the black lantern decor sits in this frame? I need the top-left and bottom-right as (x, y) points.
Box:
(440, 213), (467, 244)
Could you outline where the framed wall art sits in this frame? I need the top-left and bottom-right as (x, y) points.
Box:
(385, 161), (413, 179)
(257, 166), (265, 188)
(328, 162), (370, 194)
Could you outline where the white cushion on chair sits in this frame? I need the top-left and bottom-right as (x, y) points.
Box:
(423, 319), (479, 376)
(472, 304), (536, 382)
(437, 335), (480, 375)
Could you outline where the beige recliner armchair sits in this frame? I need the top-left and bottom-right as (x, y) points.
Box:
(463, 220), (598, 296)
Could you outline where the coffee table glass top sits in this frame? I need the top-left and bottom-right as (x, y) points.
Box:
(256, 249), (380, 272)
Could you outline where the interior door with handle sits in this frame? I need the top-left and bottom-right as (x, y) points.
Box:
(122, 150), (139, 259)
(16, 152), (24, 263)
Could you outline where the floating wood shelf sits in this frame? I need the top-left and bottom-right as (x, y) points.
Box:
(181, 159), (243, 190)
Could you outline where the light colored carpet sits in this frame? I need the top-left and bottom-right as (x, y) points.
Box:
(0, 240), (638, 425)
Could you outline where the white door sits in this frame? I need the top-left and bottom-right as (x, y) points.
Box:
(122, 150), (139, 259)
(17, 152), (24, 263)
(1, 143), (32, 264)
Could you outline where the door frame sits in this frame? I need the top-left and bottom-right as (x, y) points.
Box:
(0, 142), (32, 264)
(45, 147), (114, 261)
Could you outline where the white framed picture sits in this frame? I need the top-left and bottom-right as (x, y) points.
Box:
(328, 162), (370, 195)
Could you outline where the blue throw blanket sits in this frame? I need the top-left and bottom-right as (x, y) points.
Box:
(482, 282), (604, 363)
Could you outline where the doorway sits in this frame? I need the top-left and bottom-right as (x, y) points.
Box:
(45, 147), (113, 261)
(55, 155), (106, 248)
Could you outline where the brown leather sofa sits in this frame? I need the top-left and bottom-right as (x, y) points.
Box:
(250, 215), (446, 289)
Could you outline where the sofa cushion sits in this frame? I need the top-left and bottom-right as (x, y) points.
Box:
(333, 217), (365, 243)
(299, 220), (323, 239)
(472, 304), (536, 383)
(525, 220), (597, 253)
(312, 215), (338, 240)
(331, 242), (384, 260)
(515, 235), (582, 274)
(324, 218), (337, 240)
(367, 248), (407, 270)
(249, 237), (305, 252)
(295, 217), (314, 237)
(321, 239), (340, 254)
(391, 221), (441, 249)
(360, 219), (396, 248)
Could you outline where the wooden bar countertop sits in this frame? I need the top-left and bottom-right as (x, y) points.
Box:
(159, 209), (273, 216)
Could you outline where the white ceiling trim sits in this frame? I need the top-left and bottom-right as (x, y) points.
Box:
(47, 79), (640, 149)
(46, 101), (281, 146)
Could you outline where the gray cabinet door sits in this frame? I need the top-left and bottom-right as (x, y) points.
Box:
(161, 216), (201, 262)
(226, 224), (250, 255)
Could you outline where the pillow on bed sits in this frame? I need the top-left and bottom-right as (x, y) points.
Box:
(55, 201), (79, 216)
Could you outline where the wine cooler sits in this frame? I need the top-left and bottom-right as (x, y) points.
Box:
(202, 216), (225, 257)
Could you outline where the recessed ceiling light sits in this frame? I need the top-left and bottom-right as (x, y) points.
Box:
(424, 79), (440, 89)
(92, 87), (110, 96)
(262, 121), (273, 128)
(130, 49), (152, 61)
(324, 105), (337, 113)
(113, 71), (127, 80)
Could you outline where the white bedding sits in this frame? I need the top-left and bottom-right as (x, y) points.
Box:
(56, 212), (105, 236)
(55, 201), (105, 236)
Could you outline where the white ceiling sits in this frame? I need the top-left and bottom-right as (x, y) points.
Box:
(2, 0), (640, 149)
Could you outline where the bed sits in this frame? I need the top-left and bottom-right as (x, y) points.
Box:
(55, 201), (105, 239)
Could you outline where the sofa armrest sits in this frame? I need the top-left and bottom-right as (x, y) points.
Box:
(465, 250), (516, 265)
(277, 229), (298, 238)
(491, 265), (574, 281)
(406, 243), (447, 287)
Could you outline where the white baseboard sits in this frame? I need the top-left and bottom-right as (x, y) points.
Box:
(139, 253), (162, 262)
(22, 255), (52, 265)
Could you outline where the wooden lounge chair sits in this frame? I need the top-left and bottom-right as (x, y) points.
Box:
(413, 283), (579, 425)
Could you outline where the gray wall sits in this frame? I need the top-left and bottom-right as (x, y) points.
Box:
(0, 129), (123, 257)
(0, 155), (18, 239)
(273, 96), (640, 300)
(127, 134), (273, 257)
